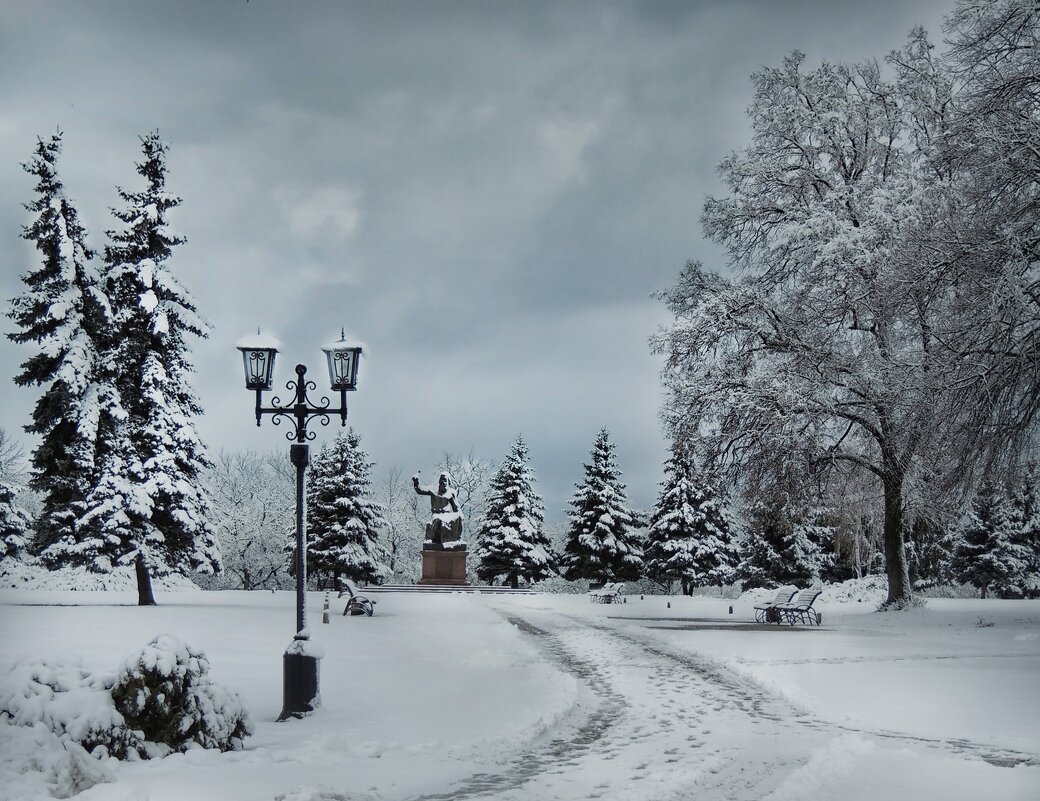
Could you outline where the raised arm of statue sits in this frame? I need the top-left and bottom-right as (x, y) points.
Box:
(412, 474), (434, 498)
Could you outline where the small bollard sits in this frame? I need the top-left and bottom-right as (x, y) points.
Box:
(729, 605), (733, 615)
(640, 594), (644, 600)
(322, 592), (330, 624)
(667, 601), (671, 609)
(623, 597), (627, 604)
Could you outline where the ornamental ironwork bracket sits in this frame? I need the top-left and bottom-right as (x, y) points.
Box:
(254, 363), (348, 441)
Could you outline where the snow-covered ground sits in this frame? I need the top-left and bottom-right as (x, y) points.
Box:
(1, 587), (1038, 800)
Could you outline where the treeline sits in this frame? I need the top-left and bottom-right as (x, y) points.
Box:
(4, 413), (1036, 599)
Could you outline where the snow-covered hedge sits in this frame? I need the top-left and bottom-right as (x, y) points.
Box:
(818, 574), (888, 604)
(1, 635), (252, 774)
(738, 575), (890, 605)
(530, 575), (590, 594)
(111, 634), (253, 756)
(0, 560), (200, 591)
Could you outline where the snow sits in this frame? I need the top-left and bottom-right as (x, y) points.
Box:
(284, 637), (325, 659)
(1, 588), (1038, 800)
(234, 333), (282, 351)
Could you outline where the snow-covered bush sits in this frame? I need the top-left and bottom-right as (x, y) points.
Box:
(0, 658), (141, 760)
(531, 575), (590, 594)
(110, 634), (253, 755)
(737, 575), (890, 606)
(0, 562), (200, 591)
(1, 635), (252, 777)
(918, 582), (980, 599)
(818, 575), (888, 604)
(0, 723), (114, 799)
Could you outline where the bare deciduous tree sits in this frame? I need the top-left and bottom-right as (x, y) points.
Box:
(206, 449), (293, 590)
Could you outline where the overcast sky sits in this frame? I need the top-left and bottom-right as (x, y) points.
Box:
(1, 0), (956, 523)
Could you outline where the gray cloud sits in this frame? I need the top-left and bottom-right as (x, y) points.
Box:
(0, 0), (954, 519)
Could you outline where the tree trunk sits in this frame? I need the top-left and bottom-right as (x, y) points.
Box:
(509, 572), (518, 589)
(881, 469), (912, 608)
(135, 552), (157, 606)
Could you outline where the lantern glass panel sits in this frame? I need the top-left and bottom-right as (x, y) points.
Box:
(239, 347), (277, 390)
(325, 346), (359, 390)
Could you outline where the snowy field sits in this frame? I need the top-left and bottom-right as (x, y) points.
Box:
(2, 588), (1038, 801)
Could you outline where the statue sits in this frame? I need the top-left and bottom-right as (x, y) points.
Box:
(412, 471), (464, 548)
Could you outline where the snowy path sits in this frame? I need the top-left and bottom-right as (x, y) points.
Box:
(400, 605), (1040, 801)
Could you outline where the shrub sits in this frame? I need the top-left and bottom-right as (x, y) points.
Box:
(0, 658), (141, 759)
(110, 634), (253, 756)
(1, 636), (253, 769)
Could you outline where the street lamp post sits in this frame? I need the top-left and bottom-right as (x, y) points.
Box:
(236, 330), (363, 721)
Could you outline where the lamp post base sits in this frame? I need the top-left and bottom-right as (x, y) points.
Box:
(276, 638), (323, 721)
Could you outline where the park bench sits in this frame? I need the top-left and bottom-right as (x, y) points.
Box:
(337, 578), (376, 617)
(753, 586), (798, 623)
(589, 582), (625, 604)
(773, 587), (823, 626)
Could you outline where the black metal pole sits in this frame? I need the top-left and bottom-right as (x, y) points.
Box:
(290, 442), (309, 634)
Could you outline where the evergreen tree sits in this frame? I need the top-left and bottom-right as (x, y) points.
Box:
(561, 429), (643, 583)
(735, 497), (829, 590)
(475, 435), (554, 588)
(734, 526), (788, 591)
(6, 133), (114, 560)
(305, 429), (387, 586)
(1016, 465), (1040, 597)
(952, 481), (1031, 598)
(102, 132), (220, 592)
(0, 479), (31, 563)
(644, 443), (738, 594)
(907, 516), (954, 590)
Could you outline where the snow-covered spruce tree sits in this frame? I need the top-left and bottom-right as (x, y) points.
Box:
(644, 442), (738, 594)
(561, 429), (643, 584)
(906, 516), (954, 590)
(735, 498), (829, 591)
(1013, 465), (1040, 597)
(305, 429), (387, 587)
(951, 482), (1032, 598)
(475, 435), (554, 588)
(102, 132), (219, 599)
(6, 133), (116, 562)
(0, 479), (31, 563)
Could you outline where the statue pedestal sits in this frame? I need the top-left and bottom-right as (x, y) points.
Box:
(419, 545), (468, 586)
